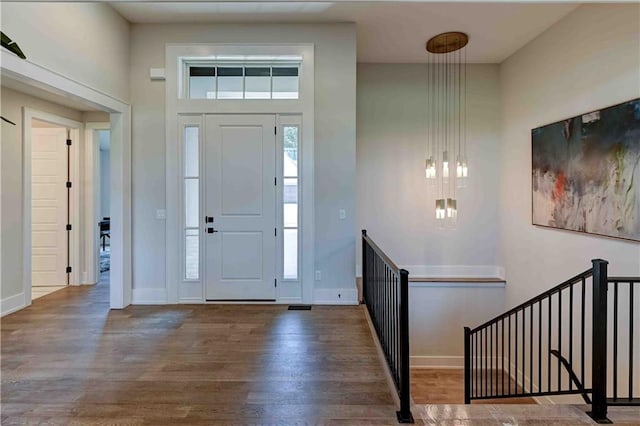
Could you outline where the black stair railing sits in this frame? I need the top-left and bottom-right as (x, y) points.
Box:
(464, 259), (640, 424)
(464, 260), (609, 422)
(362, 230), (414, 424)
(608, 276), (639, 408)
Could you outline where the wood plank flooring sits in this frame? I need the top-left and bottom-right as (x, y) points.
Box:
(1, 275), (397, 424)
(411, 368), (536, 405)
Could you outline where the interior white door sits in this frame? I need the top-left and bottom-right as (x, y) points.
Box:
(31, 127), (68, 287)
(204, 115), (277, 300)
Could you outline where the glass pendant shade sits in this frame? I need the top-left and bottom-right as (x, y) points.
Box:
(442, 151), (449, 182)
(425, 158), (436, 181)
(435, 199), (446, 220)
(446, 198), (457, 219)
(456, 156), (469, 188)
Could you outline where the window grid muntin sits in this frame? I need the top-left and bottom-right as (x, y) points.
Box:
(186, 63), (300, 100)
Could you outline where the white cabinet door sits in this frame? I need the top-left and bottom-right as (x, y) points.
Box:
(204, 115), (276, 300)
(31, 128), (68, 287)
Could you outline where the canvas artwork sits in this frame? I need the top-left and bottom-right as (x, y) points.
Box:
(532, 99), (640, 242)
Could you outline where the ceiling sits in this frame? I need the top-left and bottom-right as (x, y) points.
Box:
(110, 2), (579, 63)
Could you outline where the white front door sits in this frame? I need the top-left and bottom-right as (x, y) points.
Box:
(204, 115), (277, 300)
(31, 127), (68, 287)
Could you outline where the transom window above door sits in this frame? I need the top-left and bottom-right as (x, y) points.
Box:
(185, 61), (300, 100)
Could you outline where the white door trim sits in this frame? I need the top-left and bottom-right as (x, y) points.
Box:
(2, 50), (132, 310)
(84, 122), (110, 285)
(166, 44), (315, 304)
(23, 109), (82, 305)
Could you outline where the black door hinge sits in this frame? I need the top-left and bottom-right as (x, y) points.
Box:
(66, 139), (72, 146)
(274, 278), (277, 288)
(274, 126), (277, 135)
(274, 228), (277, 236)
(66, 224), (72, 231)
(66, 266), (72, 273)
(274, 177), (277, 186)
(66, 181), (72, 188)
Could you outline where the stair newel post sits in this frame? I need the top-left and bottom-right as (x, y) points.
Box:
(464, 326), (472, 404)
(590, 259), (610, 423)
(362, 230), (367, 304)
(397, 268), (414, 423)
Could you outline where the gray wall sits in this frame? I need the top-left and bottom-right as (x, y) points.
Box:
(129, 23), (357, 295)
(357, 63), (502, 271)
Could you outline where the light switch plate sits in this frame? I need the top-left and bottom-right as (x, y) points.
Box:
(339, 209), (346, 220)
(156, 209), (166, 220)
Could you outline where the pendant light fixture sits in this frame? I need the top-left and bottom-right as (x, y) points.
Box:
(424, 32), (469, 224)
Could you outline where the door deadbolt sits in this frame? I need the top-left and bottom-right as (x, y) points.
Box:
(207, 228), (218, 233)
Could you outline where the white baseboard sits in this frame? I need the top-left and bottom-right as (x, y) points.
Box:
(313, 287), (358, 305)
(179, 296), (203, 304)
(132, 287), (167, 305)
(278, 297), (303, 304)
(356, 264), (505, 280)
(1, 292), (26, 317)
(411, 355), (464, 369)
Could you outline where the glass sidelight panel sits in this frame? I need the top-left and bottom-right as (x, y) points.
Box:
(283, 229), (298, 280)
(185, 229), (199, 280)
(282, 125), (299, 280)
(183, 124), (200, 281)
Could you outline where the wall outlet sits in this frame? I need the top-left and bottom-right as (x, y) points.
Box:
(156, 209), (166, 220)
(315, 270), (322, 281)
(339, 209), (346, 220)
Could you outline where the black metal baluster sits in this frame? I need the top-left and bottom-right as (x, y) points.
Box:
(513, 311), (519, 395)
(613, 281), (618, 401)
(502, 319), (505, 395)
(629, 282), (634, 402)
(530, 304), (533, 394)
(569, 283), (574, 391)
(490, 322), (493, 396)
(581, 278), (585, 389)
(548, 294), (552, 393)
(558, 289), (562, 392)
(538, 300), (542, 394)
(522, 308), (525, 394)
(508, 314), (511, 395)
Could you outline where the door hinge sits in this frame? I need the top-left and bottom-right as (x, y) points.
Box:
(274, 177), (277, 186)
(274, 126), (277, 135)
(66, 139), (72, 146)
(275, 228), (277, 236)
(66, 224), (72, 231)
(66, 266), (72, 273)
(275, 278), (277, 288)
(66, 181), (72, 188)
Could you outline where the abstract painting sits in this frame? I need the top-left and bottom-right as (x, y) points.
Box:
(532, 99), (640, 242)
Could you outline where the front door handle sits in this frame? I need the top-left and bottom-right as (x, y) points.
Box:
(207, 228), (218, 234)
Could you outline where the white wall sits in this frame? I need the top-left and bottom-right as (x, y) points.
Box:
(129, 23), (357, 299)
(1, 2), (130, 101)
(499, 4), (640, 401)
(409, 283), (505, 367)
(357, 64), (502, 275)
(499, 3), (640, 307)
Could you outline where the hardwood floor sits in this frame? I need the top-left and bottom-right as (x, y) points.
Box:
(411, 368), (536, 405)
(1, 275), (397, 424)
